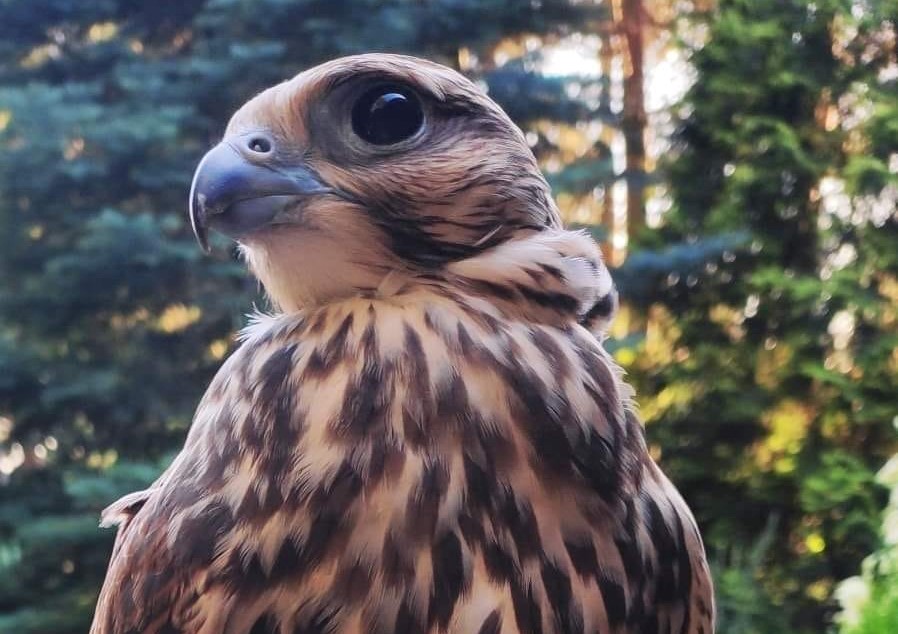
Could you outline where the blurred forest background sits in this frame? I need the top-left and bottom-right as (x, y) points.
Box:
(0, 0), (897, 632)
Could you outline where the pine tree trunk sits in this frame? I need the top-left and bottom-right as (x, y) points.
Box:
(620, 0), (647, 239)
(598, 30), (616, 263)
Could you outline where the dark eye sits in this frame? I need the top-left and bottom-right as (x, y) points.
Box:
(351, 85), (424, 145)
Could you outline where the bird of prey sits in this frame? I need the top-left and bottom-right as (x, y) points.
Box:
(91, 54), (714, 634)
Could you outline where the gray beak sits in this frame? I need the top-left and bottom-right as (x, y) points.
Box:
(188, 134), (329, 252)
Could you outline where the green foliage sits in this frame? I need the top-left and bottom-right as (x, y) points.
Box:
(619, 0), (898, 631)
(616, 232), (749, 306)
(0, 461), (160, 633)
(849, 583), (898, 634)
(712, 517), (793, 634)
(838, 555), (898, 634)
(836, 428), (898, 632)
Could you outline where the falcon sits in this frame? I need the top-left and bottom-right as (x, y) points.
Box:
(91, 53), (714, 634)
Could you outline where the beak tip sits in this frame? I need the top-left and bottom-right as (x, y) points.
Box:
(193, 220), (212, 254)
(189, 187), (212, 254)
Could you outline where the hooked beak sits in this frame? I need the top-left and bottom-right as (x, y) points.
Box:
(188, 134), (329, 253)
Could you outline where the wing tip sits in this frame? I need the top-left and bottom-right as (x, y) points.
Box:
(99, 488), (153, 528)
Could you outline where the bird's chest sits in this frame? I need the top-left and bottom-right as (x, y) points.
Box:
(184, 301), (637, 632)
(212, 298), (610, 497)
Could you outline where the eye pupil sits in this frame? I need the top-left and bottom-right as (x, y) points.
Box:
(248, 137), (271, 153)
(352, 86), (424, 145)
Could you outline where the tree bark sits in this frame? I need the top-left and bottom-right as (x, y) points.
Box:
(598, 30), (617, 263)
(620, 0), (647, 239)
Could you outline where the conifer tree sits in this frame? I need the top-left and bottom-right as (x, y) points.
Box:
(620, 1), (898, 630)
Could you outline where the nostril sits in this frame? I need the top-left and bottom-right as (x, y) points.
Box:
(247, 136), (272, 154)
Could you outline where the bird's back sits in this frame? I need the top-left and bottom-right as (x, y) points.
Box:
(92, 280), (713, 634)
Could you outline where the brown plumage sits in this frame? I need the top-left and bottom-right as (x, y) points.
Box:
(91, 53), (714, 634)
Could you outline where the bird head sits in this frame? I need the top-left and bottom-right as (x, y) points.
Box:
(190, 54), (561, 311)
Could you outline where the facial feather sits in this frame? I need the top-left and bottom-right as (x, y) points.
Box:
(206, 54), (560, 311)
